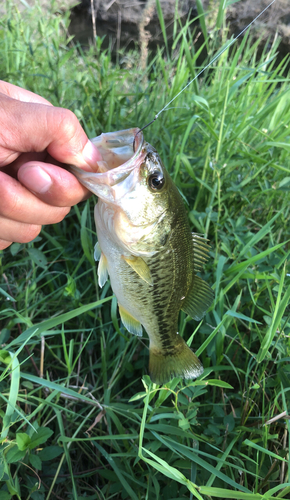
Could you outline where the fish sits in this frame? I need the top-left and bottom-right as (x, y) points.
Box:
(67, 128), (213, 384)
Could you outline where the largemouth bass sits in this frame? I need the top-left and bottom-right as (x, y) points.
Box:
(67, 128), (213, 384)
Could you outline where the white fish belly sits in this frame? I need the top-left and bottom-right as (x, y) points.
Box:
(94, 201), (154, 328)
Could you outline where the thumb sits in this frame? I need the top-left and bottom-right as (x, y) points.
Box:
(0, 93), (101, 169)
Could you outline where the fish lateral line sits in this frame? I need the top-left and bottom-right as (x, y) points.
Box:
(135, 0), (276, 139)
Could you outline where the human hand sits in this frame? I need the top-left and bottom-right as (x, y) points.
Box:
(0, 81), (102, 250)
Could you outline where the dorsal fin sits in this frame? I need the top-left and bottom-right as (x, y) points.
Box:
(192, 233), (211, 272)
(182, 275), (213, 321)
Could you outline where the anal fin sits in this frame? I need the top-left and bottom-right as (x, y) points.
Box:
(98, 252), (109, 288)
(182, 275), (213, 321)
(119, 304), (143, 336)
(122, 255), (153, 286)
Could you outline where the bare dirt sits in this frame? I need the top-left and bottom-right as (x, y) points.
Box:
(3, 1), (290, 55)
(71, 1), (290, 59)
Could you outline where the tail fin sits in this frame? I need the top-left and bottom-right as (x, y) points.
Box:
(149, 338), (203, 385)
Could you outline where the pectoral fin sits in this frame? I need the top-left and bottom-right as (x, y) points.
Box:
(94, 242), (101, 261)
(182, 275), (213, 321)
(98, 252), (109, 287)
(122, 255), (153, 286)
(119, 304), (143, 336)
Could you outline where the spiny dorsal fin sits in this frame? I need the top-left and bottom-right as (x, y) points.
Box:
(192, 233), (211, 272)
(122, 255), (153, 286)
(98, 252), (108, 288)
(119, 304), (143, 336)
(182, 275), (213, 320)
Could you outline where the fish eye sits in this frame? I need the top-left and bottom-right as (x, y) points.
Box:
(148, 172), (165, 191)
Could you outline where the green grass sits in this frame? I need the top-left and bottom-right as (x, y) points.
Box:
(0, 0), (290, 499)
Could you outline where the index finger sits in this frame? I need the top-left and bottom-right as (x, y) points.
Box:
(0, 80), (53, 105)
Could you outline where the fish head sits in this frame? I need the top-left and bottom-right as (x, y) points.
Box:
(66, 128), (178, 226)
(66, 127), (144, 203)
(117, 142), (174, 226)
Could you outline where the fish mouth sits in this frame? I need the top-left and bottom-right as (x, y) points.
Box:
(66, 128), (146, 203)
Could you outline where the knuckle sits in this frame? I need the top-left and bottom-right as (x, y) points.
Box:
(55, 108), (80, 143)
(18, 224), (41, 244)
(53, 206), (71, 222)
(46, 107), (86, 160)
(0, 180), (21, 219)
(0, 239), (12, 250)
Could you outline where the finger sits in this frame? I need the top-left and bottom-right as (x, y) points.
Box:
(0, 171), (71, 224)
(0, 94), (101, 169)
(0, 239), (12, 251)
(0, 80), (53, 105)
(0, 215), (41, 244)
(17, 162), (91, 207)
(1, 152), (47, 178)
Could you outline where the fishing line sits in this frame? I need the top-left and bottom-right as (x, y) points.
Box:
(133, 0), (276, 149)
